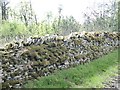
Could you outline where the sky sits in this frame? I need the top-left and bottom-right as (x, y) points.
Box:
(9, 0), (111, 24)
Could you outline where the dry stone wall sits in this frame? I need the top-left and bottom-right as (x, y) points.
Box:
(0, 31), (119, 88)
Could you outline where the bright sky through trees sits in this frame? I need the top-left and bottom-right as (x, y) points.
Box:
(9, 0), (111, 24)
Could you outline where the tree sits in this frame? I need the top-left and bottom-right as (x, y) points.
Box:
(83, 0), (118, 32)
(58, 4), (63, 29)
(58, 16), (81, 35)
(45, 11), (53, 33)
(0, 0), (9, 21)
(118, 1), (120, 32)
(19, 1), (34, 26)
(8, 0), (38, 27)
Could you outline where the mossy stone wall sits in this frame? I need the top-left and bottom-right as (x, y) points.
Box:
(0, 31), (119, 88)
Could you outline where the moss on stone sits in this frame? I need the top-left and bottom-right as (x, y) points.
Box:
(30, 72), (39, 79)
(2, 82), (9, 88)
(32, 61), (41, 66)
(73, 39), (82, 46)
(74, 55), (81, 59)
(42, 60), (50, 66)
(1, 31), (119, 88)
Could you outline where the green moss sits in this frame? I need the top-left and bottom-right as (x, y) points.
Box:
(12, 71), (20, 76)
(32, 61), (41, 66)
(69, 50), (74, 54)
(53, 53), (59, 57)
(2, 64), (8, 69)
(73, 39), (82, 46)
(58, 51), (63, 56)
(29, 46), (41, 51)
(2, 82), (9, 88)
(49, 58), (57, 64)
(59, 55), (68, 63)
(28, 44), (47, 52)
(49, 54), (56, 59)
(42, 60), (50, 66)
(42, 68), (49, 72)
(90, 45), (99, 51)
(48, 49), (56, 53)
(71, 49), (78, 53)
(47, 43), (57, 47)
(74, 55), (81, 60)
(60, 46), (68, 51)
(30, 72), (39, 78)
(4, 80), (20, 86)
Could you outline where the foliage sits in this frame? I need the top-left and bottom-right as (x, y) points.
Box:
(0, 14), (81, 41)
(0, 21), (29, 38)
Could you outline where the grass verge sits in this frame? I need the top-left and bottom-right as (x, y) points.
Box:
(24, 48), (119, 88)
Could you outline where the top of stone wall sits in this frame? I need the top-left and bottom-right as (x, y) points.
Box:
(0, 31), (119, 51)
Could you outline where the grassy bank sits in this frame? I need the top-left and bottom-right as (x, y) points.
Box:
(24, 48), (119, 88)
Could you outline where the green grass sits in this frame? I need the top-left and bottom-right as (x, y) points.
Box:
(24, 48), (119, 88)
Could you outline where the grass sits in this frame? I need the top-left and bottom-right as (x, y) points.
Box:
(24, 48), (119, 88)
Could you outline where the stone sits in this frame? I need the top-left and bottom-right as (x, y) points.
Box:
(1, 31), (119, 88)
